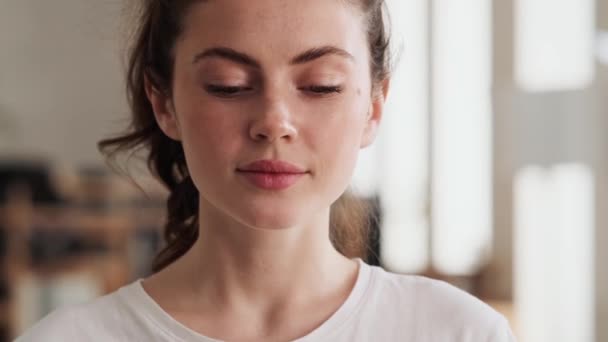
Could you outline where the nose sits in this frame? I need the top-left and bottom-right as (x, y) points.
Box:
(249, 97), (298, 143)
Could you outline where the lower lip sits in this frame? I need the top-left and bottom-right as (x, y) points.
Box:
(237, 171), (306, 190)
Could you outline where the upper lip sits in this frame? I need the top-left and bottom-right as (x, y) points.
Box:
(237, 160), (307, 174)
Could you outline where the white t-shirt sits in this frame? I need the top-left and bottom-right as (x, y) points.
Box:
(16, 259), (516, 341)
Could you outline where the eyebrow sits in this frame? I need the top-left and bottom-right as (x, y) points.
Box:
(192, 45), (355, 68)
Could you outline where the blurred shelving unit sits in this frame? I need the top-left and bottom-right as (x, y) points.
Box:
(0, 160), (165, 341)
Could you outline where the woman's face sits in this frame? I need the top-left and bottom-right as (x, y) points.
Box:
(150, 0), (385, 230)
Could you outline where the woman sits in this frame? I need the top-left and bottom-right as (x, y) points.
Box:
(17, 0), (516, 341)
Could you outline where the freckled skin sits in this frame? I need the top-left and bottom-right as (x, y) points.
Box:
(154, 0), (383, 231)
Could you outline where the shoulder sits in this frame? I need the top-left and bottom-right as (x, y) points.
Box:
(363, 265), (516, 340)
(14, 282), (140, 342)
(368, 265), (500, 321)
(14, 304), (80, 342)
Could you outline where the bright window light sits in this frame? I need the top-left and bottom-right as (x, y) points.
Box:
(514, 164), (595, 342)
(378, 0), (429, 273)
(596, 31), (608, 66)
(432, 0), (492, 275)
(351, 143), (380, 198)
(515, 0), (595, 91)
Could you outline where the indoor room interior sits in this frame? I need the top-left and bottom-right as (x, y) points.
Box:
(1, 0), (607, 341)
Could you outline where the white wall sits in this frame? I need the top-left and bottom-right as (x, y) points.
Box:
(0, 0), (128, 166)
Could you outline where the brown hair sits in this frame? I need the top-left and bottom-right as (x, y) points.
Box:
(99, 0), (391, 273)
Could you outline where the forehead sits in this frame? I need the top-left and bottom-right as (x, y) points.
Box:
(177, 0), (368, 65)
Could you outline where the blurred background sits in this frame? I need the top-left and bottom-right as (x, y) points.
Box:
(0, 0), (606, 341)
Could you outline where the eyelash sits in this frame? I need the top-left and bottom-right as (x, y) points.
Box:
(205, 85), (250, 97)
(204, 84), (343, 97)
(305, 85), (343, 95)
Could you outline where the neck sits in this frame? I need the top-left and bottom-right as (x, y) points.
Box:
(169, 198), (357, 311)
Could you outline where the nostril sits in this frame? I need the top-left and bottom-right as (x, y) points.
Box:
(256, 133), (268, 140)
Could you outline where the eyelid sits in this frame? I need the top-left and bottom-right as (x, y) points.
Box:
(197, 68), (253, 88)
(303, 84), (342, 90)
(299, 84), (344, 96)
(205, 82), (249, 88)
(202, 81), (345, 99)
(204, 84), (254, 98)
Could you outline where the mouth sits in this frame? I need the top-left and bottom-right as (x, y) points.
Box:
(236, 159), (309, 190)
(237, 159), (307, 174)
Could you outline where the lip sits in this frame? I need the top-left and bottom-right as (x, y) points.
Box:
(236, 160), (308, 190)
(237, 160), (307, 174)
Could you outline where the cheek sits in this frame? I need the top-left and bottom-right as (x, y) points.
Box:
(309, 101), (367, 183)
(177, 103), (244, 183)
(323, 93), (368, 149)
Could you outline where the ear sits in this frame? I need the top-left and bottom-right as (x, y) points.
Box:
(144, 74), (181, 141)
(360, 78), (390, 148)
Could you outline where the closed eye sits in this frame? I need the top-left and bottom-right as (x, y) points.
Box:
(205, 84), (252, 97)
(204, 84), (343, 98)
(302, 85), (343, 95)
